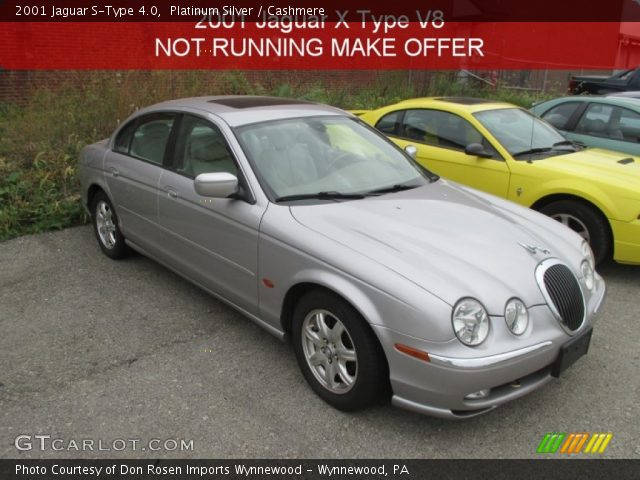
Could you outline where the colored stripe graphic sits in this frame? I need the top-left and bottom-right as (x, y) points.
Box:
(537, 433), (566, 453)
(538, 433), (613, 454)
(560, 433), (589, 454)
(584, 433), (613, 454)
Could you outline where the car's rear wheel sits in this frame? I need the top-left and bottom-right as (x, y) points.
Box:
(91, 191), (129, 259)
(539, 200), (611, 265)
(292, 290), (389, 411)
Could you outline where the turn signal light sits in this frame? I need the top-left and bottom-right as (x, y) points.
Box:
(394, 343), (430, 362)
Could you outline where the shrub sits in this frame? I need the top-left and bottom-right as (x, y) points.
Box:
(0, 70), (555, 241)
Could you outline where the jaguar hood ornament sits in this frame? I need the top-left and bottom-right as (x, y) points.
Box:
(519, 242), (552, 256)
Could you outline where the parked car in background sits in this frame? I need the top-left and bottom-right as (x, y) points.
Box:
(79, 96), (606, 419)
(531, 95), (640, 156)
(569, 68), (640, 95)
(606, 91), (640, 99)
(358, 97), (640, 265)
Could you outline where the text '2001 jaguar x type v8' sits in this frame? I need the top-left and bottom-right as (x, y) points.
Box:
(79, 96), (606, 419)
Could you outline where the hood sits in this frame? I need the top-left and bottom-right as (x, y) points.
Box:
(290, 181), (581, 314)
(541, 148), (640, 194)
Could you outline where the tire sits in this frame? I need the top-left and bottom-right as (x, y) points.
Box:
(90, 191), (129, 259)
(292, 290), (389, 411)
(539, 200), (611, 265)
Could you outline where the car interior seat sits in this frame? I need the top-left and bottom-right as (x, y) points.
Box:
(606, 115), (624, 140)
(577, 117), (608, 137)
(405, 122), (427, 142)
(185, 132), (237, 177)
(544, 113), (568, 130)
(437, 118), (467, 149)
(295, 128), (328, 165)
(131, 121), (171, 163)
(258, 128), (319, 193)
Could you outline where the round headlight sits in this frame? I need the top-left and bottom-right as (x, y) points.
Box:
(581, 259), (595, 291)
(505, 298), (529, 335)
(452, 298), (489, 346)
(581, 241), (595, 268)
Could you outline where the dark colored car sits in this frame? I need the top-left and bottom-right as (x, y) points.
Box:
(569, 68), (640, 95)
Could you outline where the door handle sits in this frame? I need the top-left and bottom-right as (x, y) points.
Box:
(108, 167), (120, 177)
(166, 188), (178, 199)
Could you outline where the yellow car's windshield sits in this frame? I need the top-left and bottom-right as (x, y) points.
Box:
(474, 108), (576, 159)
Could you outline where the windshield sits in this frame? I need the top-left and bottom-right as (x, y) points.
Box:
(474, 108), (570, 158)
(235, 116), (431, 200)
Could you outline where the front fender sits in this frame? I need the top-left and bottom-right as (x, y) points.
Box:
(520, 179), (620, 220)
(257, 232), (455, 343)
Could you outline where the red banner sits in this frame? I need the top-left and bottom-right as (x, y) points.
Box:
(0, 21), (633, 70)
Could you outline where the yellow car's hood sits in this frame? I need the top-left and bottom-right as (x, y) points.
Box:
(539, 148), (640, 189)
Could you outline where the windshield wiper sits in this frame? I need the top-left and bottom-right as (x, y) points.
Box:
(512, 147), (553, 157)
(552, 140), (580, 150)
(364, 183), (419, 196)
(274, 191), (365, 203)
(514, 140), (580, 158)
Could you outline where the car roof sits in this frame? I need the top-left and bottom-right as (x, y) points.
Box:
(137, 96), (347, 127)
(607, 91), (640, 99)
(393, 96), (517, 114)
(536, 95), (640, 109)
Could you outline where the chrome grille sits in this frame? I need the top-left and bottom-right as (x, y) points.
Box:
(537, 260), (585, 332)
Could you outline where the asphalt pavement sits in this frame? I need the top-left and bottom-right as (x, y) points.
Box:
(1, 226), (638, 459)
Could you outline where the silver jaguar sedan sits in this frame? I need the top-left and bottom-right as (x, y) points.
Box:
(79, 96), (606, 418)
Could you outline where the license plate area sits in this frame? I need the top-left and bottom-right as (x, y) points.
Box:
(551, 327), (592, 378)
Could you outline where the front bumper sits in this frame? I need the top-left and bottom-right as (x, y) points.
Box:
(375, 280), (606, 419)
(611, 218), (640, 265)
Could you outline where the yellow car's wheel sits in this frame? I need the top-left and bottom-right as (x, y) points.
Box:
(540, 200), (611, 265)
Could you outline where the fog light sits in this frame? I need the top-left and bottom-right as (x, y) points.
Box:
(465, 389), (490, 400)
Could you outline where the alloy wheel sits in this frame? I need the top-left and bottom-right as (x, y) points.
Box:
(301, 309), (358, 394)
(550, 213), (591, 243)
(95, 200), (117, 249)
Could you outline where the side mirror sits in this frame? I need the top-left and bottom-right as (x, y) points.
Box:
(464, 143), (494, 159)
(194, 172), (238, 198)
(405, 145), (418, 159)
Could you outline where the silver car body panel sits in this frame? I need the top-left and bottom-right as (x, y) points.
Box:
(79, 96), (606, 418)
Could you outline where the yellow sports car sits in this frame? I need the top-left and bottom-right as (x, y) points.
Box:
(358, 97), (640, 265)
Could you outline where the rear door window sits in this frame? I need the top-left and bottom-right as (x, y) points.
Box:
(540, 102), (582, 130)
(128, 113), (176, 165)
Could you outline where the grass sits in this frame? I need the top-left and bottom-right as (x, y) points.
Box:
(0, 71), (555, 241)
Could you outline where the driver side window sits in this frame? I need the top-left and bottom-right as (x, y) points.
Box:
(401, 109), (499, 158)
(173, 115), (238, 178)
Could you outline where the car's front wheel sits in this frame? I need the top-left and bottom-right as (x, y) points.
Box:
(539, 200), (611, 265)
(91, 191), (129, 259)
(292, 290), (389, 411)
